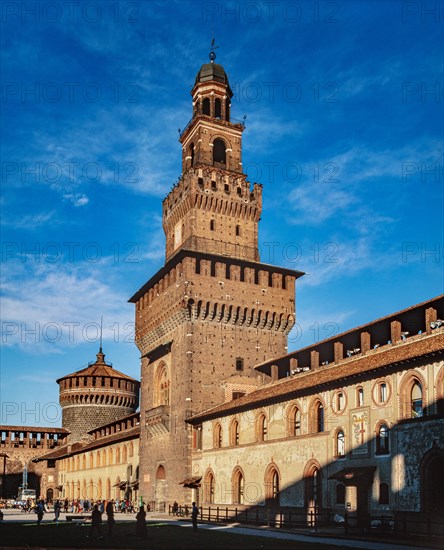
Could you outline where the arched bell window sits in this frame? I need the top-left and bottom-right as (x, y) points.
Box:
(202, 97), (210, 115)
(213, 138), (226, 164)
(215, 98), (221, 119)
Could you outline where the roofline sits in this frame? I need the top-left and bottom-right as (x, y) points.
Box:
(255, 294), (444, 373)
(129, 248), (304, 303)
(187, 330), (444, 424)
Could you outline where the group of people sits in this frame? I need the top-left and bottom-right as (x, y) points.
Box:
(87, 501), (148, 540)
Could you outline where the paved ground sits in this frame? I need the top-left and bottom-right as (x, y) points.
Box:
(0, 509), (437, 550)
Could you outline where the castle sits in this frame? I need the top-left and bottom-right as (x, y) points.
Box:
(1, 56), (443, 532)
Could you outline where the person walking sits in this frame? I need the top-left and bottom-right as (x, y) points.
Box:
(87, 504), (103, 539)
(191, 502), (198, 532)
(54, 500), (61, 523)
(106, 500), (115, 538)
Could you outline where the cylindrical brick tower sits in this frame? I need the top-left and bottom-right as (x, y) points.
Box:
(57, 348), (140, 442)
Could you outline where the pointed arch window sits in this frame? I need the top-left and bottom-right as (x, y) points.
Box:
(213, 138), (226, 164)
(213, 423), (222, 448)
(376, 423), (390, 455)
(265, 465), (280, 504)
(204, 471), (215, 504)
(336, 429), (345, 457)
(232, 468), (244, 504)
(230, 419), (240, 446)
(257, 413), (267, 442)
(292, 407), (301, 436)
(411, 381), (423, 418)
(305, 465), (322, 508)
(316, 402), (324, 433)
(154, 363), (170, 407)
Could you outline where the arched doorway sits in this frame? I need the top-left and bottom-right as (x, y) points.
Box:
(46, 488), (54, 501)
(155, 465), (167, 512)
(421, 448), (444, 512)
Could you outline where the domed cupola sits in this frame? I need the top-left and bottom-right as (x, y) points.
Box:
(57, 347), (140, 442)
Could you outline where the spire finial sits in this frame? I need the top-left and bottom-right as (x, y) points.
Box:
(209, 35), (218, 63)
(99, 315), (103, 353)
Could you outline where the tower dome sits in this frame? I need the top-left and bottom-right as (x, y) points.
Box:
(57, 348), (140, 442)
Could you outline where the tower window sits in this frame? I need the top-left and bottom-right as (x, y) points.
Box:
(198, 177), (203, 188)
(211, 180), (217, 190)
(235, 358), (244, 371)
(190, 143), (194, 166)
(411, 381), (423, 418)
(224, 183), (230, 193)
(202, 97), (210, 116)
(210, 219), (215, 231)
(235, 225), (241, 236)
(215, 98), (221, 119)
(213, 138), (226, 164)
(237, 187), (242, 196)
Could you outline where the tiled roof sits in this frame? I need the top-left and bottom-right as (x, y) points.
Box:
(33, 426), (140, 462)
(57, 350), (137, 383)
(188, 331), (444, 423)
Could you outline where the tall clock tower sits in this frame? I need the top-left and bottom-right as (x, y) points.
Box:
(130, 53), (304, 507)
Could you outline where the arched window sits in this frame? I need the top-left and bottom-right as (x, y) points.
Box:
(316, 402), (324, 433)
(156, 465), (166, 480)
(129, 441), (134, 457)
(204, 470), (215, 503)
(97, 478), (102, 499)
(230, 420), (240, 446)
(116, 447), (121, 463)
(122, 445), (127, 463)
(202, 97), (210, 115)
(154, 363), (170, 407)
(108, 448), (113, 463)
(379, 482), (389, 505)
(106, 478), (111, 500)
(213, 423), (222, 448)
(265, 464), (280, 504)
(257, 413), (267, 442)
(215, 98), (221, 119)
(82, 455), (86, 469)
(336, 391), (345, 412)
(376, 423), (390, 455)
(379, 382), (387, 403)
(291, 406), (301, 436)
(336, 483), (345, 505)
(225, 98), (230, 121)
(213, 138), (226, 164)
(190, 143), (194, 166)
(232, 468), (244, 504)
(411, 381), (423, 417)
(304, 462), (322, 509)
(336, 430), (345, 457)
(210, 219), (215, 231)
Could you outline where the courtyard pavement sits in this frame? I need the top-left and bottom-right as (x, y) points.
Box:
(0, 508), (438, 550)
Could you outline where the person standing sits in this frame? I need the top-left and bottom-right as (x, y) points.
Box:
(135, 505), (147, 539)
(87, 504), (103, 540)
(36, 499), (45, 526)
(191, 502), (198, 532)
(106, 500), (115, 538)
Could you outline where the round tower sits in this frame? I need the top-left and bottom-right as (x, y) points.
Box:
(57, 348), (140, 442)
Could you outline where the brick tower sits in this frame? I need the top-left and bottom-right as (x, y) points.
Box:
(130, 53), (304, 507)
(57, 348), (140, 443)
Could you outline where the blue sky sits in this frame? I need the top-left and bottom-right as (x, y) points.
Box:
(1, 0), (443, 427)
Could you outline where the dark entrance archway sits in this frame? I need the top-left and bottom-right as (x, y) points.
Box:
(421, 448), (444, 512)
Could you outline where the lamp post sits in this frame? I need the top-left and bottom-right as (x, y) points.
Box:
(0, 453), (9, 499)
